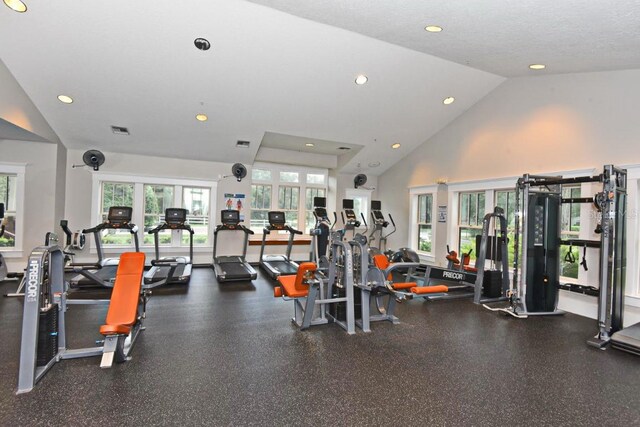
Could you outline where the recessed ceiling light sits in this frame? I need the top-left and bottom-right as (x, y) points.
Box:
(3, 0), (27, 12)
(443, 96), (455, 105)
(391, 143), (401, 149)
(305, 143), (314, 147)
(355, 74), (368, 85)
(368, 161), (381, 168)
(425, 25), (443, 33)
(529, 64), (546, 70)
(57, 95), (73, 104)
(195, 114), (208, 122)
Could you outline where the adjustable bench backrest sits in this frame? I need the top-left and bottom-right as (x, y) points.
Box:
(101, 252), (145, 335)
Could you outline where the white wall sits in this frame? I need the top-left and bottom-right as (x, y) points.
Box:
(0, 140), (64, 271)
(377, 69), (640, 324)
(0, 59), (59, 143)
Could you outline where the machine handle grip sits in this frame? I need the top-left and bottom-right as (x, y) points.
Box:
(360, 212), (368, 228)
(388, 213), (396, 228)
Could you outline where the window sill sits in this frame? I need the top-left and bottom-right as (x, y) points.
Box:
(416, 251), (435, 264)
(0, 249), (23, 258)
(249, 235), (312, 246)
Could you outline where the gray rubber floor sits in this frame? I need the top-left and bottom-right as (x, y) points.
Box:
(1, 267), (639, 426)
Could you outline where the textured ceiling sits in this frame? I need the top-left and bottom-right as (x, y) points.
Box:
(247, 0), (640, 77)
(0, 0), (504, 175)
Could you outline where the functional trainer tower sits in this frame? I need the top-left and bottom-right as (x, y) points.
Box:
(493, 166), (628, 348)
(145, 208), (194, 286)
(212, 210), (257, 282)
(259, 211), (302, 279)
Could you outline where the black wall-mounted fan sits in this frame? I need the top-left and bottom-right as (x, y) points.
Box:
(354, 174), (368, 188)
(232, 163), (247, 182)
(73, 150), (106, 171)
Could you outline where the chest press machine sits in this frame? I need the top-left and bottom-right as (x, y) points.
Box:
(17, 247), (148, 394)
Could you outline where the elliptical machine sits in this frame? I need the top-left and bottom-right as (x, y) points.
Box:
(309, 196), (335, 271)
(368, 200), (396, 258)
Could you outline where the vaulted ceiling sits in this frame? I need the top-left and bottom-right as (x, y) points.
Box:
(1, 0), (636, 175)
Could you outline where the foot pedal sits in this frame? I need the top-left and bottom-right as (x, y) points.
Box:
(100, 351), (114, 368)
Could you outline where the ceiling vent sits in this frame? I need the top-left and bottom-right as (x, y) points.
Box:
(236, 140), (250, 148)
(338, 146), (351, 151)
(111, 126), (129, 135)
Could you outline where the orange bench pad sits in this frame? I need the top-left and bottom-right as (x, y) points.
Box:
(411, 285), (449, 294)
(393, 282), (417, 290)
(100, 252), (145, 336)
(276, 262), (317, 298)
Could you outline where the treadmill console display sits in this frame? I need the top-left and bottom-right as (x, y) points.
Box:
(269, 211), (286, 228)
(314, 197), (326, 208)
(221, 210), (240, 226)
(371, 200), (382, 211)
(165, 208), (187, 225)
(342, 199), (354, 210)
(108, 206), (133, 224)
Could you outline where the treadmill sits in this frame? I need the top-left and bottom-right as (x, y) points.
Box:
(69, 206), (140, 289)
(144, 208), (194, 287)
(213, 210), (257, 282)
(259, 211), (302, 280)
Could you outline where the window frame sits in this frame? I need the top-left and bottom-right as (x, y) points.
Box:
(409, 184), (438, 262)
(91, 172), (217, 253)
(250, 163), (327, 235)
(0, 163), (26, 257)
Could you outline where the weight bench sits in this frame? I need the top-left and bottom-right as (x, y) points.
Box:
(99, 252), (146, 368)
(372, 254), (449, 296)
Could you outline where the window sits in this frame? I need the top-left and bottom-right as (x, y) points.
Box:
(458, 191), (485, 261)
(252, 169), (272, 181)
(305, 187), (326, 233)
(279, 186), (300, 230)
(0, 174), (17, 248)
(100, 182), (135, 245)
(417, 194), (433, 253)
(250, 163), (327, 234)
(250, 184), (272, 233)
(280, 171), (299, 183)
(143, 185), (174, 245)
(495, 190), (516, 266)
(93, 174), (216, 250)
(560, 185), (581, 279)
(183, 187), (210, 245)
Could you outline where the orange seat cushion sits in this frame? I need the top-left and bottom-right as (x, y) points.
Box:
(101, 252), (145, 336)
(276, 262), (317, 298)
(464, 266), (477, 273)
(277, 275), (309, 298)
(99, 324), (132, 335)
(392, 282), (416, 290)
(411, 285), (449, 294)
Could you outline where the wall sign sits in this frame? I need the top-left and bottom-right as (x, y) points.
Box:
(224, 193), (246, 221)
(438, 206), (447, 223)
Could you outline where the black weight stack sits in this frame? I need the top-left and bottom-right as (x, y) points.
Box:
(482, 270), (503, 298)
(37, 304), (58, 366)
(333, 288), (362, 321)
